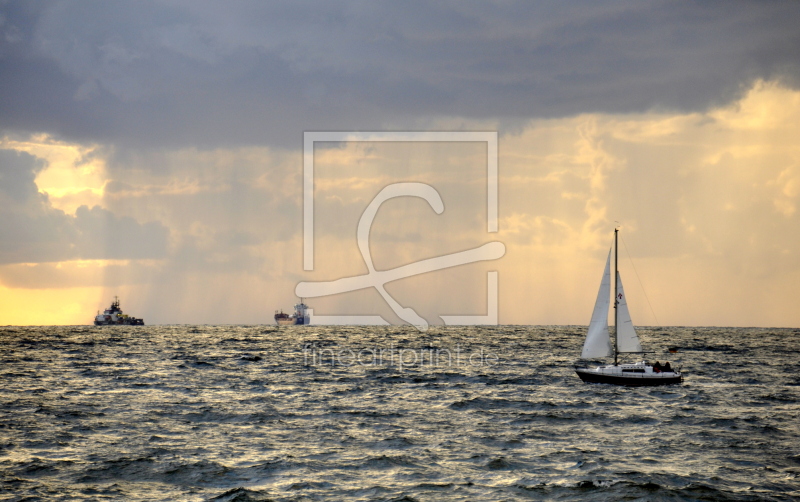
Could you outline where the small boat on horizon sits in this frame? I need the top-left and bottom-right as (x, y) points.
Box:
(574, 228), (683, 386)
(94, 296), (145, 326)
(275, 299), (310, 326)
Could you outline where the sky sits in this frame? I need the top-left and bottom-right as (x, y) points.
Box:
(1, 1), (799, 327)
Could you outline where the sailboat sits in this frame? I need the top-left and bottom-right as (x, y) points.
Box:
(574, 228), (683, 386)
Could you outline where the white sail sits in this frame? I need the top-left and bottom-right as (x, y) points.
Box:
(581, 249), (613, 358)
(615, 272), (642, 353)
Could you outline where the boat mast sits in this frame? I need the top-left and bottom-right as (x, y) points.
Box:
(614, 227), (619, 366)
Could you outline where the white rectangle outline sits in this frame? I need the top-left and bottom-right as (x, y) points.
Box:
(303, 131), (498, 271)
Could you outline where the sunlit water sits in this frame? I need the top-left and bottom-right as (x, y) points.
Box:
(1, 325), (799, 501)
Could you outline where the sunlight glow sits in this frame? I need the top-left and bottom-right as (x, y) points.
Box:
(1, 135), (107, 214)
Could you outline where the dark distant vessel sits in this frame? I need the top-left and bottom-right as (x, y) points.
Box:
(274, 299), (309, 325)
(574, 228), (682, 386)
(94, 296), (145, 326)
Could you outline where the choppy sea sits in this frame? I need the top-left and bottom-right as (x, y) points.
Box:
(1, 325), (799, 501)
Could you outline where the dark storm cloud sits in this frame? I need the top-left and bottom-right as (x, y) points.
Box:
(0, 149), (169, 264)
(1, 1), (799, 149)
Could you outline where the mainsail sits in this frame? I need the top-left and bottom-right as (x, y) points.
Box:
(581, 250), (613, 358)
(615, 272), (642, 353)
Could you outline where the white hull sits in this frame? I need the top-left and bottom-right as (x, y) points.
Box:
(575, 361), (682, 386)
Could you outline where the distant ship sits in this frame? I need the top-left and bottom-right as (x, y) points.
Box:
(274, 299), (309, 325)
(94, 296), (145, 326)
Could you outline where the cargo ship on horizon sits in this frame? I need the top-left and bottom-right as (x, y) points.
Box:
(275, 299), (309, 325)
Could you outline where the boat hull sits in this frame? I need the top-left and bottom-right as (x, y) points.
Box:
(275, 316), (308, 326)
(575, 368), (682, 386)
(94, 319), (145, 326)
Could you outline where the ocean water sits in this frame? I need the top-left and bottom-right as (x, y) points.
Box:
(1, 325), (798, 501)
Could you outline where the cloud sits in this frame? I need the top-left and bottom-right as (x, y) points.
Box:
(1, 2), (800, 149)
(1, 3), (800, 326)
(0, 148), (169, 264)
(498, 82), (800, 268)
(486, 81), (800, 327)
(9, 80), (798, 325)
(0, 260), (159, 289)
(0, 146), (47, 201)
(73, 204), (170, 260)
(0, 149), (78, 263)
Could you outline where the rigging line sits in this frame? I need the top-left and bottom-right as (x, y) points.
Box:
(619, 234), (661, 327)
